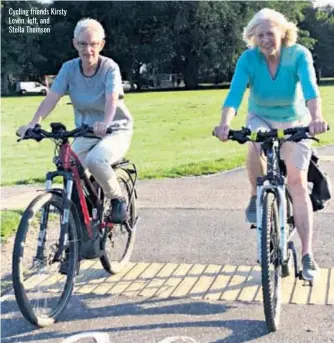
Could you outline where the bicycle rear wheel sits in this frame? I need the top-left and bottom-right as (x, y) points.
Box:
(100, 169), (137, 274)
(261, 191), (282, 332)
(12, 192), (78, 327)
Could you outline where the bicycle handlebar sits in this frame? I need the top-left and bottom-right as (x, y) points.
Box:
(213, 125), (330, 145)
(17, 123), (113, 142)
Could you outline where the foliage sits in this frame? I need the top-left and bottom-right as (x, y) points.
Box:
(1, 0), (334, 92)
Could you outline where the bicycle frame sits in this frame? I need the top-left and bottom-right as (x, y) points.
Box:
(45, 140), (99, 239)
(255, 139), (296, 265)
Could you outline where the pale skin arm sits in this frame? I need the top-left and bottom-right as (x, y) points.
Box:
(16, 91), (61, 137)
(93, 92), (119, 136)
(307, 98), (328, 135)
(104, 92), (119, 125)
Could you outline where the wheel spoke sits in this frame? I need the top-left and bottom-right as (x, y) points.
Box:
(100, 172), (136, 274)
(12, 193), (78, 326)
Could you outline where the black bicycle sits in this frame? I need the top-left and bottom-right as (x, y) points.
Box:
(12, 123), (139, 327)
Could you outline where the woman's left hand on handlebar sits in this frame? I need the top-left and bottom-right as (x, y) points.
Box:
(309, 118), (328, 136)
(93, 121), (109, 137)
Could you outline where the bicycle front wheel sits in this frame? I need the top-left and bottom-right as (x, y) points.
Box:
(100, 169), (137, 274)
(261, 191), (282, 332)
(12, 192), (78, 327)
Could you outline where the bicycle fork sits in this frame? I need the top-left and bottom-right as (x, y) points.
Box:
(45, 171), (74, 263)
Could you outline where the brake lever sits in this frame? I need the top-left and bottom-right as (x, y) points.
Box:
(286, 132), (307, 143)
(309, 136), (320, 143)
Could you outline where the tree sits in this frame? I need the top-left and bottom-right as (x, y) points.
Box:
(300, 5), (334, 77)
(1, 1), (47, 94)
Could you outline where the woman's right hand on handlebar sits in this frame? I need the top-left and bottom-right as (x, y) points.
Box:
(16, 122), (38, 139)
(16, 125), (30, 139)
(213, 124), (230, 142)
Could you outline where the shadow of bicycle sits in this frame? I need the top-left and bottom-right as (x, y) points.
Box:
(1, 292), (268, 343)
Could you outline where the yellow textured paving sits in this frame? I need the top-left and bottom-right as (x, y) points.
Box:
(38, 274), (63, 291)
(291, 275), (312, 304)
(108, 262), (150, 295)
(171, 264), (206, 298)
(255, 287), (263, 303)
(154, 263), (192, 298)
(122, 263), (164, 297)
(309, 269), (330, 305)
(221, 265), (251, 301)
(76, 270), (108, 294)
(238, 266), (261, 302)
(84, 262), (135, 295)
(139, 263), (178, 298)
(28, 262), (334, 305)
(80, 259), (97, 270)
(282, 271), (296, 304)
(75, 260), (101, 285)
(25, 273), (51, 290)
(189, 264), (222, 299)
(205, 265), (236, 301)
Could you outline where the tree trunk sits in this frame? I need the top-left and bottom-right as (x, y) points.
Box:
(317, 68), (321, 84)
(133, 63), (142, 90)
(183, 56), (198, 89)
(1, 72), (10, 96)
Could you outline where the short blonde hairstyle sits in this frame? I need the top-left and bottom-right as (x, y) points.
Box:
(243, 8), (298, 48)
(74, 18), (105, 40)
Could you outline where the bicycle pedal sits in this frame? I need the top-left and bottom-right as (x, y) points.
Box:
(303, 280), (314, 287)
(250, 224), (256, 229)
(297, 270), (314, 287)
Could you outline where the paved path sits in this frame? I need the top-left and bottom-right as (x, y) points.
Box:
(2, 147), (334, 212)
(1, 145), (334, 342)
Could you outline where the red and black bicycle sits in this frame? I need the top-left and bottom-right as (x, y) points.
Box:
(12, 122), (139, 327)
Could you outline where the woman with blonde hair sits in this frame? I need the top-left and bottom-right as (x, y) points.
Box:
(214, 8), (328, 281)
(17, 18), (133, 223)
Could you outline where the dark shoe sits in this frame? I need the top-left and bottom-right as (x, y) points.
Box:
(109, 198), (129, 224)
(59, 251), (80, 275)
(301, 253), (319, 281)
(59, 259), (69, 275)
(59, 259), (80, 275)
(245, 196), (257, 224)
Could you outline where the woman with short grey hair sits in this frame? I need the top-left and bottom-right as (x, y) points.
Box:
(17, 18), (133, 223)
(214, 8), (328, 281)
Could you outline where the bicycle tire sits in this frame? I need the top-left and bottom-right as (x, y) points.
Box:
(261, 191), (282, 332)
(100, 168), (137, 274)
(12, 192), (78, 327)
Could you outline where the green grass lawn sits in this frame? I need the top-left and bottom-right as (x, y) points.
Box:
(1, 86), (334, 185)
(0, 210), (23, 242)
